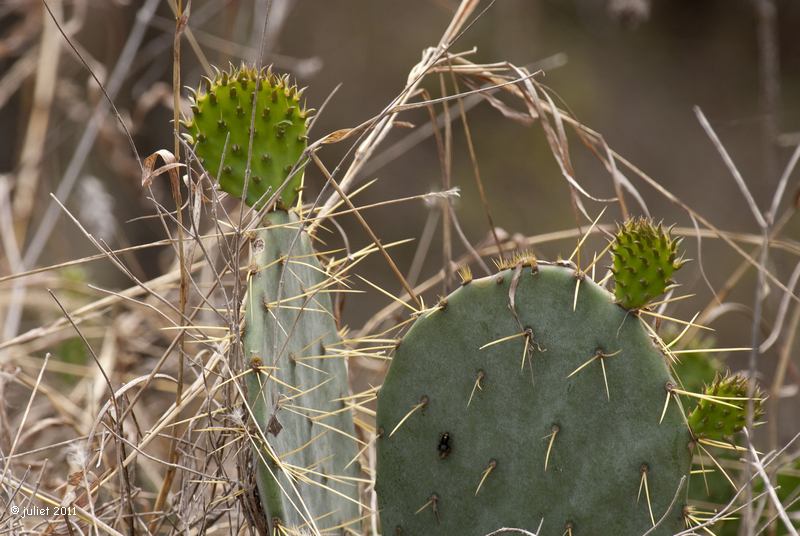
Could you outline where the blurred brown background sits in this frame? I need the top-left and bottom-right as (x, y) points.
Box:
(2, 0), (800, 432)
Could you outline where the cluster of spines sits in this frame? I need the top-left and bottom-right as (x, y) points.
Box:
(492, 251), (537, 271)
(666, 330), (721, 395)
(182, 64), (310, 210)
(611, 218), (685, 310)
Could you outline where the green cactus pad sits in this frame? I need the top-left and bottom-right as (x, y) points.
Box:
(184, 64), (308, 209)
(612, 218), (684, 310)
(684, 373), (765, 535)
(377, 263), (693, 535)
(687, 373), (763, 441)
(243, 211), (361, 533)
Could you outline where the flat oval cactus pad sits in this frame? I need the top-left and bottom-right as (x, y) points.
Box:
(377, 263), (692, 535)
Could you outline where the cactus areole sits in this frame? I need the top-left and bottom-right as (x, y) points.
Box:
(183, 64), (309, 210)
(376, 263), (692, 535)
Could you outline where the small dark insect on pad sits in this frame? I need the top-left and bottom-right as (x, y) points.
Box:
(438, 432), (452, 459)
(267, 414), (283, 437)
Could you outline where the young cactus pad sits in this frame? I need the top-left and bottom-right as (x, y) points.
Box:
(612, 218), (684, 310)
(243, 211), (360, 532)
(184, 65), (308, 209)
(687, 373), (763, 441)
(376, 263), (692, 535)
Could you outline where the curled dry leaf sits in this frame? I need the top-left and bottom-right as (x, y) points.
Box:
(319, 127), (358, 145)
(141, 149), (185, 188)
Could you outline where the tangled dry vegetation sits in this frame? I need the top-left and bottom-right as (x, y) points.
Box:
(1, 1), (799, 535)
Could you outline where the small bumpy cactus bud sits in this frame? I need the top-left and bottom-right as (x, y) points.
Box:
(183, 64), (308, 210)
(688, 373), (763, 441)
(611, 218), (684, 310)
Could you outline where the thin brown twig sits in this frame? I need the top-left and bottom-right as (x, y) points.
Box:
(438, 74), (454, 293)
(149, 3), (189, 528)
(448, 61), (504, 258)
(12, 0), (61, 242)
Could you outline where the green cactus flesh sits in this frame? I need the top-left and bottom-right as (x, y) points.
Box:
(687, 373), (762, 442)
(377, 263), (692, 535)
(612, 218), (684, 310)
(243, 210), (360, 533)
(184, 65), (308, 209)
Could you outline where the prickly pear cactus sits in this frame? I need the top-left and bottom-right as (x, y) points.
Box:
(243, 210), (361, 533)
(612, 218), (684, 310)
(183, 64), (308, 209)
(667, 333), (766, 535)
(684, 372), (763, 535)
(184, 65), (360, 533)
(377, 261), (693, 535)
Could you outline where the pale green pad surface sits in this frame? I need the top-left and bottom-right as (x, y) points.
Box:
(244, 211), (360, 533)
(377, 264), (691, 535)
